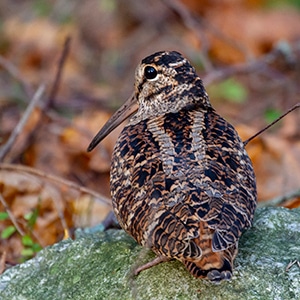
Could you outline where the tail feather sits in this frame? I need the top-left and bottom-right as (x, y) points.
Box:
(183, 247), (236, 282)
(182, 221), (238, 282)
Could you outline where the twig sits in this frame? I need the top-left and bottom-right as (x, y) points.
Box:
(46, 35), (71, 109)
(0, 55), (33, 98)
(203, 40), (300, 86)
(0, 193), (25, 236)
(203, 43), (285, 85)
(163, 0), (212, 71)
(163, 0), (297, 86)
(0, 251), (6, 275)
(0, 163), (111, 206)
(258, 188), (300, 207)
(51, 195), (70, 240)
(2, 37), (71, 163)
(203, 59), (268, 86)
(243, 103), (300, 146)
(163, 0), (252, 70)
(0, 84), (45, 162)
(286, 260), (300, 272)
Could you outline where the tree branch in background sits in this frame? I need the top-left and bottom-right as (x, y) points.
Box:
(0, 163), (111, 206)
(0, 36), (72, 163)
(162, 0), (212, 71)
(0, 84), (45, 162)
(243, 103), (300, 146)
(163, 0), (300, 88)
(0, 193), (25, 236)
(46, 35), (71, 109)
(0, 251), (6, 275)
(0, 55), (33, 99)
(203, 41), (299, 85)
(163, 0), (253, 70)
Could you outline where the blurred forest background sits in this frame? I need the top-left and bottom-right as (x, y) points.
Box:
(0, 0), (300, 269)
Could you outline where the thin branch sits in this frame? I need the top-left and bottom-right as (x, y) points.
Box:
(0, 84), (46, 162)
(0, 55), (33, 98)
(163, 0), (252, 70)
(203, 40), (300, 85)
(0, 163), (111, 206)
(46, 35), (71, 109)
(203, 47), (282, 85)
(0, 193), (25, 236)
(52, 195), (70, 240)
(203, 59), (268, 86)
(2, 37), (71, 163)
(0, 251), (6, 275)
(285, 260), (300, 272)
(243, 103), (300, 146)
(163, 0), (297, 87)
(163, 0), (212, 71)
(258, 188), (300, 208)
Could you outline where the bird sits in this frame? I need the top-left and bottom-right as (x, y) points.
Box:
(87, 51), (257, 282)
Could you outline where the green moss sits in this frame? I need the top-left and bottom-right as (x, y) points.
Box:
(1, 207), (300, 300)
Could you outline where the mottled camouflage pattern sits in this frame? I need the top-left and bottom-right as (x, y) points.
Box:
(110, 51), (257, 282)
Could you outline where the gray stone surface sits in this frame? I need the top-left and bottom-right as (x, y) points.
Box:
(0, 207), (300, 300)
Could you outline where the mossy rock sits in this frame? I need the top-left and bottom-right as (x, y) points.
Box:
(1, 207), (300, 300)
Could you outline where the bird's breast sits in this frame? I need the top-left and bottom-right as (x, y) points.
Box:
(109, 108), (208, 237)
(110, 107), (256, 250)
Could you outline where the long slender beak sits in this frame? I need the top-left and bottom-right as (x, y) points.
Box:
(87, 92), (138, 152)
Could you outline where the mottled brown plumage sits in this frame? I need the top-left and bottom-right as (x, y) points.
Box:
(88, 51), (257, 282)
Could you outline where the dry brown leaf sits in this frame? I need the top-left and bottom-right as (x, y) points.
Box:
(283, 197), (300, 209)
(237, 124), (300, 204)
(0, 168), (110, 263)
(72, 194), (111, 228)
(207, 6), (300, 62)
(61, 110), (124, 173)
(3, 17), (82, 88)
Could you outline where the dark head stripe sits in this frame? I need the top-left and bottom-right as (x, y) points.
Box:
(142, 51), (186, 67)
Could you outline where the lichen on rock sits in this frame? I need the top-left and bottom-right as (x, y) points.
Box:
(0, 207), (300, 300)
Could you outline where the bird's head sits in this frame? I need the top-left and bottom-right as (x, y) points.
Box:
(88, 51), (210, 151)
(133, 51), (210, 120)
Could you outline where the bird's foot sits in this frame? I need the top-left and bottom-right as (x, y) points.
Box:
(134, 255), (171, 275)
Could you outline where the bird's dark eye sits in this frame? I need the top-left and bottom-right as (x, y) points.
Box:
(144, 66), (158, 80)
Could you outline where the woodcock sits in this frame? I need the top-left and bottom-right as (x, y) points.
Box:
(88, 51), (257, 282)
